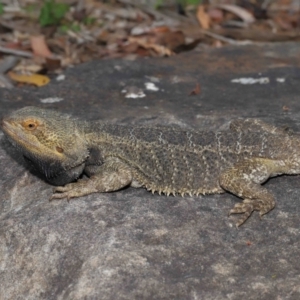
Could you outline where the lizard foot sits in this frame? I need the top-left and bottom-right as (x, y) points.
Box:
(229, 199), (254, 227)
(229, 197), (275, 227)
(229, 199), (262, 227)
(49, 180), (97, 201)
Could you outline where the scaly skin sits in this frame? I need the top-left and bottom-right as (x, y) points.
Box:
(2, 106), (300, 226)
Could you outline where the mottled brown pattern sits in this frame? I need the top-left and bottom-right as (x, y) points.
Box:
(2, 107), (300, 226)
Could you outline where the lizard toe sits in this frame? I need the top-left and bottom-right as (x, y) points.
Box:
(235, 211), (253, 227)
(229, 199), (255, 227)
(49, 193), (69, 201)
(53, 184), (75, 193)
(230, 201), (253, 214)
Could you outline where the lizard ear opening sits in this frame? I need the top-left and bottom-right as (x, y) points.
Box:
(56, 146), (64, 153)
(22, 119), (39, 131)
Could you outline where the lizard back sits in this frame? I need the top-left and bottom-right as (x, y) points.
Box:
(85, 122), (294, 195)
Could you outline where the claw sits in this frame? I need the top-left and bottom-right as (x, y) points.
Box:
(235, 217), (247, 227)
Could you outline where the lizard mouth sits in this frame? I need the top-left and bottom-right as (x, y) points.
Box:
(1, 119), (10, 132)
(2, 119), (17, 139)
(2, 119), (42, 151)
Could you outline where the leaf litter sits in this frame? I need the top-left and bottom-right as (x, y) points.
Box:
(0, 0), (298, 88)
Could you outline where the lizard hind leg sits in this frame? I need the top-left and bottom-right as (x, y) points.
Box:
(219, 157), (283, 227)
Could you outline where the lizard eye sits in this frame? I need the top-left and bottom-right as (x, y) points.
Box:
(22, 120), (38, 131)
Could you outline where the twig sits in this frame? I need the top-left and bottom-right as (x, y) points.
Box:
(0, 46), (33, 58)
(0, 74), (13, 89)
(0, 56), (20, 73)
(201, 30), (252, 46)
(0, 56), (20, 89)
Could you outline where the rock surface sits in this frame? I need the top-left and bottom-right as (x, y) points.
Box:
(1, 43), (300, 299)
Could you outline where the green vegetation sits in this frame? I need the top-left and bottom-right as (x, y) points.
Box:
(0, 3), (4, 15)
(39, 0), (70, 27)
(59, 23), (81, 33)
(83, 17), (96, 26)
(155, 0), (202, 9)
(183, 0), (202, 5)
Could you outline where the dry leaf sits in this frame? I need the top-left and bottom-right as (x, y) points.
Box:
(45, 57), (61, 71)
(128, 27), (185, 54)
(189, 83), (201, 95)
(216, 4), (255, 24)
(272, 13), (295, 31)
(208, 8), (224, 23)
(14, 58), (43, 74)
(8, 71), (50, 87)
(30, 35), (53, 58)
(197, 5), (211, 30)
(151, 28), (185, 50)
(128, 36), (173, 56)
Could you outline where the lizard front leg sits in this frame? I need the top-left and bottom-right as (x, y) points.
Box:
(219, 157), (286, 227)
(50, 159), (133, 201)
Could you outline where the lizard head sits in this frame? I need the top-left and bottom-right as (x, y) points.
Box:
(1, 106), (89, 184)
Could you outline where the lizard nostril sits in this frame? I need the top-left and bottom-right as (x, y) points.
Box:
(1, 119), (18, 132)
(1, 119), (9, 129)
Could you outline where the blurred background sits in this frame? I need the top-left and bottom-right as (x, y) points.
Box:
(0, 0), (299, 87)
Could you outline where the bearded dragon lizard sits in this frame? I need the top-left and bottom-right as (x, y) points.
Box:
(2, 106), (299, 226)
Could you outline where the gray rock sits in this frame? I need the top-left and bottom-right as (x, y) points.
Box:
(1, 42), (300, 299)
